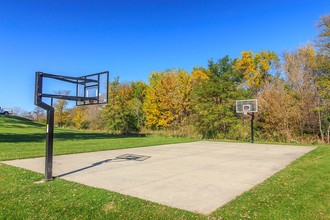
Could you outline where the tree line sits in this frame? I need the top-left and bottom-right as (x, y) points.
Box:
(33, 15), (330, 143)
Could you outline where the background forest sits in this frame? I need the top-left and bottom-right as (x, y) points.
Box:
(32, 15), (330, 144)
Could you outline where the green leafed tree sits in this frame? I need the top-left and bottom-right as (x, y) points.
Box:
(131, 81), (147, 129)
(191, 56), (249, 138)
(102, 78), (141, 134)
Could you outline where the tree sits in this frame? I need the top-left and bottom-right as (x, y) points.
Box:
(234, 50), (279, 95)
(192, 56), (248, 138)
(84, 105), (103, 130)
(12, 107), (23, 116)
(176, 70), (193, 127)
(102, 78), (140, 134)
(315, 14), (330, 54)
(131, 81), (147, 129)
(144, 69), (192, 129)
(54, 90), (70, 127)
(283, 44), (328, 141)
(257, 78), (299, 142)
(70, 106), (87, 129)
(191, 67), (209, 82)
(32, 107), (45, 122)
(316, 55), (330, 142)
(315, 14), (330, 142)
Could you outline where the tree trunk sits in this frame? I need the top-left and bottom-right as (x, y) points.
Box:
(317, 102), (324, 142)
(327, 124), (330, 143)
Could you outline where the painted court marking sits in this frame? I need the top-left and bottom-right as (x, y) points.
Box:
(3, 141), (315, 214)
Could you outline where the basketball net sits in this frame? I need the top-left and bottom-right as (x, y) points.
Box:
(243, 109), (248, 115)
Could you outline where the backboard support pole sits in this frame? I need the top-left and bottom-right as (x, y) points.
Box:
(45, 108), (54, 180)
(251, 112), (254, 143)
(236, 99), (258, 144)
(35, 72), (55, 181)
(34, 71), (109, 181)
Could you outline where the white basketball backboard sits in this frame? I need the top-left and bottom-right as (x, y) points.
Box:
(236, 99), (258, 113)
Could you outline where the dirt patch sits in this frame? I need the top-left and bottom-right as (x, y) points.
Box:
(103, 203), (116, 213)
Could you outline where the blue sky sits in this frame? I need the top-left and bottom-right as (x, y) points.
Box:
(0, 0), (329, 112)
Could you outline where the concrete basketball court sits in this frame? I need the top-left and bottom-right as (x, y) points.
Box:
(3, 141), (315, 214)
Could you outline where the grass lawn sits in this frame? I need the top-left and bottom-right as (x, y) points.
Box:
(0, 116), (196, 161)
(0, 164), (204, 220)
(1, 115), (329, 219)
(210, 144), (330, 220)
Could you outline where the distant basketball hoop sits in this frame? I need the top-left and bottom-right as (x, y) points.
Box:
(34, 71), (109, 181)
(236, 99), (258, 143)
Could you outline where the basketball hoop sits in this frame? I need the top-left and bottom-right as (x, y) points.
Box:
(236, 99), (258, 143)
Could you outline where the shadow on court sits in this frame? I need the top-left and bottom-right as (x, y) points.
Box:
(56, 154), (151, 178)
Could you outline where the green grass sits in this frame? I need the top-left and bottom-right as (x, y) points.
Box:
(0, 164), (204, 220)
(210, 145), (330, 219)
(0, 116), (196, 161)
(1, 115), (329, 219)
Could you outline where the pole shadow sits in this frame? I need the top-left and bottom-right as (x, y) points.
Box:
(56, 154), (151, 178)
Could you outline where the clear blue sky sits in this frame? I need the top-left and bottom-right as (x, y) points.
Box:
(0, 0), (329, 112)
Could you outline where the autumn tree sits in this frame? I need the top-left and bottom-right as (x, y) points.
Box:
(191, 67), (209, 82)
(69, 106), (88, 129)
(315, 14), (330, 142)
(313, 54), (330, 143)
(84, 105), (103, 130)
(234, 50), (279, 95)
(54, 90), (70, 127)
(257, 78), (299, 142)
(283, 44), (328, 141)
(315, 14), (330, 54)
(144, 69), (192, 129)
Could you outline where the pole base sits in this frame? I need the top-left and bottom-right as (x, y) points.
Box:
(34, 178), (53, 184)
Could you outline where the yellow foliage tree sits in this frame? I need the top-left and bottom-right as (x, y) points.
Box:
(72, 107), (85, 129)
(191, 68), (209, 81)
(144, 70), (192, 129)
(54, 90), (70, 127)
(234, 50), (279, 94)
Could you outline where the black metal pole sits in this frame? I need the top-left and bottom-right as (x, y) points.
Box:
(35, 72), (55, 181)
(45, 108), (54, 181)
(251, 112), (255, 143)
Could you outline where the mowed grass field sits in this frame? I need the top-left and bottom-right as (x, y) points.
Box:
(0, 116), (196, 161)
(0, 116), (329, 219)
